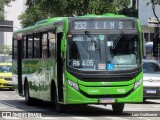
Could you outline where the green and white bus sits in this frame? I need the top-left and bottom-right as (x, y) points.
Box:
(12, 14), (143, 113)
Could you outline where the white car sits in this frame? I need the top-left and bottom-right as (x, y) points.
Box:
(143, 60), (160, 100)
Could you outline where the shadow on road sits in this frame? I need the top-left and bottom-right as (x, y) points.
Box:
(0, 88), (14, 91)
(0, 99), (132, 117)
(0, 90), (159, 117)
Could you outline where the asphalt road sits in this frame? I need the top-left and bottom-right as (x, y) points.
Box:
(0, 89), (160, 120)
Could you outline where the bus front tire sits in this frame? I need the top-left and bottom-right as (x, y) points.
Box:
(112, 103), (124, 113)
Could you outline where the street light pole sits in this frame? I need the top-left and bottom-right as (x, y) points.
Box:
(5, 11), (7, 46)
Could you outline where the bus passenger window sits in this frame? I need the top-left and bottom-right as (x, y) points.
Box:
(42, 33), (48, 58)
(34, 33), (40, 58)
(48, 31), (56, 58)
(23, 35), (27, 58)
(28, 35), (33, 58)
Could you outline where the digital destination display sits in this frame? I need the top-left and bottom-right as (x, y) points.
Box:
(73, 20), (136, 30)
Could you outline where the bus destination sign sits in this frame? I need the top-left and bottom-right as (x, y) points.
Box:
(73, 20), (136, 30)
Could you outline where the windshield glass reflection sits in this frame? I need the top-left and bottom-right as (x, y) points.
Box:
(143, 62), (160, 74)
(67, 33), (141, 71)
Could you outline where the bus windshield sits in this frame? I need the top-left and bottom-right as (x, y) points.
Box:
(67, 33), (141, 71)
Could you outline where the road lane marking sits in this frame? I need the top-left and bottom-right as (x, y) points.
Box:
(105, 117), (129, 120)
(138, 117), (152, 120)
(2, 117), (21, 120)
(72, 117), (93, 120)
(150, 105), (160, 108)
(4, 95), (9, 97)
(40, 117), (58, 119)
(0, 107), (7, 109)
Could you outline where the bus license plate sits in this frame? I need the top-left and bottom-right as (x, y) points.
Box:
(99, 98), (115, 103)
(146, 90), (156, 93)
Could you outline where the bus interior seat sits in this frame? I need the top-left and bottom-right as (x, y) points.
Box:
(111, 54), (136, 64)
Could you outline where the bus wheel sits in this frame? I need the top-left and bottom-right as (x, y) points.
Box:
(112, 103), (124, 113)
(25, 82), (35, 106)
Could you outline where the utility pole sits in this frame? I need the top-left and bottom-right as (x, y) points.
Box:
(4, 11), (7, 46)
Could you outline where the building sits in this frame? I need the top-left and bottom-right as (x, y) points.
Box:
(0, 0), (26, 46)
(139, 0), (160, 42)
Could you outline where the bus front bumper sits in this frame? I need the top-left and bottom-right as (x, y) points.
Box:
(65, 84), (143, 104)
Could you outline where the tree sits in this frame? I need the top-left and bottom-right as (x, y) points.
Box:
(0, 0), (15, 20)
(0, 45), (12, 55)
(120, 0), (138, 18)
(147, 0), (160, 23)
(147, 0), (160, 38)
(19, 0), (131, 27)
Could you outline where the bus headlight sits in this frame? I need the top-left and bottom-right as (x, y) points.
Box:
(134, 79), (143, 90)
(68, 80), (79, 91)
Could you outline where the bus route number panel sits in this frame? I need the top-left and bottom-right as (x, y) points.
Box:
(73, 20), (136, 30)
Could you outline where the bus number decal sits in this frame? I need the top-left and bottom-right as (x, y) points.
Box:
(82, 60), (94, 67)
(72, 60), (94, 67)
(74, 22), (87, 29)
(72, 60), (80, 67)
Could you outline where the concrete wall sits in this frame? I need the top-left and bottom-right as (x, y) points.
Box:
(138, 0), (160, 41)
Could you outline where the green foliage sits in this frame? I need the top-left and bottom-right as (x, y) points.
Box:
(19, 5), (48, 28)
(20, 0), (133, 27)
(0, 14), (4, 20)
(0, 0), (15, 20)
(0, 45), (12, 55)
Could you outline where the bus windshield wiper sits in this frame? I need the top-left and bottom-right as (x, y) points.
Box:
(85, 30), (101, 50)
(112, 31), (124, 49)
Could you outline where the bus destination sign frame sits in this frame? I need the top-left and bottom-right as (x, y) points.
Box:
(72, 19), (136, 30)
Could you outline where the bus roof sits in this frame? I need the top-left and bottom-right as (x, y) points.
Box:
(13, 17), (68, 35)
(13, 14), (138, 36)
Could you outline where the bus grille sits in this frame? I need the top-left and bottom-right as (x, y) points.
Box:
(80, 88), (134, 98)
(80, 77), (133, 82)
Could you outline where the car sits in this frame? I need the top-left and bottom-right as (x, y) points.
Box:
(0, 62), (13, 89)
(143, 59), (160, 100)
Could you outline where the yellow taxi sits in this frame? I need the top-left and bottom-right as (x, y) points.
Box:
(0, 62), (12, 89)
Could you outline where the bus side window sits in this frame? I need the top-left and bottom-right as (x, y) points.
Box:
(34, 33), (40, 58)
(23, 35), (27, 58)
(28, 34), (33, 58)
(42, 32), (48, 58)
(48, 31), (56, 58)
